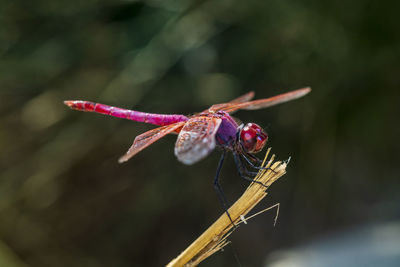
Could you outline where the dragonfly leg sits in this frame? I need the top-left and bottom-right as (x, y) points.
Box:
(233, 153), (268, 189)
(243, 152), (263, 163)
(213, 150), (236, 227)
(241, 152), (276, 173)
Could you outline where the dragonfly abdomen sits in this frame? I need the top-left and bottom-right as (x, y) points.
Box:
(64, 100), (188, 126)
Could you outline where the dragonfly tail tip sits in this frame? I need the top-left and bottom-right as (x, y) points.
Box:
(63, 100), (74, 107)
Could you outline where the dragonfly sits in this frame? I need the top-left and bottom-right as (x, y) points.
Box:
(64, 87), (311, 222)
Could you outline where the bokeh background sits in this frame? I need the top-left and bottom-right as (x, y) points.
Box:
(1, 0), (399, 266)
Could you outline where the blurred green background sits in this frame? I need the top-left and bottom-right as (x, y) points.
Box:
(1, 0), (399, 266)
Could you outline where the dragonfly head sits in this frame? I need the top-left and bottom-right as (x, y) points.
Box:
(239, 123), (268, 153)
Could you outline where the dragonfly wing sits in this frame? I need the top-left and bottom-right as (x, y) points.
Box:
(175, 117), (222, 165)
(204, 91), (255, 113)
(118, 121), (185, 163)
(219, 87), (311, 113)
(229, 91), (255, 103)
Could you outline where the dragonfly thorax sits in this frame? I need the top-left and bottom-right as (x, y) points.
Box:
(239, 123), (268, 153)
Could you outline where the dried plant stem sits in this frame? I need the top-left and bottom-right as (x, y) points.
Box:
(166, 148), (287, 267)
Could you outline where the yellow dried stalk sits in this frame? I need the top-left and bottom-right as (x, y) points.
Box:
(166, 148), (287, 267)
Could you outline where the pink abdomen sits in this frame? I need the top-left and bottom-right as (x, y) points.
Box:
(64, 100), (188, 126)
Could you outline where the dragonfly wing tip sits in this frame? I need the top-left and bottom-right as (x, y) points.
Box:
(296, 87), (311, 98)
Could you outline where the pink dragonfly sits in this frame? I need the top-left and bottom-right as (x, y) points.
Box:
(65, 87), (310, 221)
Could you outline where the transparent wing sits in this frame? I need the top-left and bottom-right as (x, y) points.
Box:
(174, 117), (222, 165)
(229, 91), (255, 103)
(203, 91), (254, 113)
(118, 121), (186, 163)
(210, 87), (311, 113)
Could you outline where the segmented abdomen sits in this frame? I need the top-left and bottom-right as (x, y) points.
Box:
(64, 100), (188, 126)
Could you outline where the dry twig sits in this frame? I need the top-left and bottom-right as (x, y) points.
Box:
(166, 148), (287, 267)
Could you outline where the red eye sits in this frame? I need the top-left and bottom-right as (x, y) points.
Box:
(240, 123), (268, 153)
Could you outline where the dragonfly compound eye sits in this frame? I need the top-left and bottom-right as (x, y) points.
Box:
(240, 123), (268, 153)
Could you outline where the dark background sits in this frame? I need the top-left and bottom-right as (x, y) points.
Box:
(1, 0), (399, 266)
